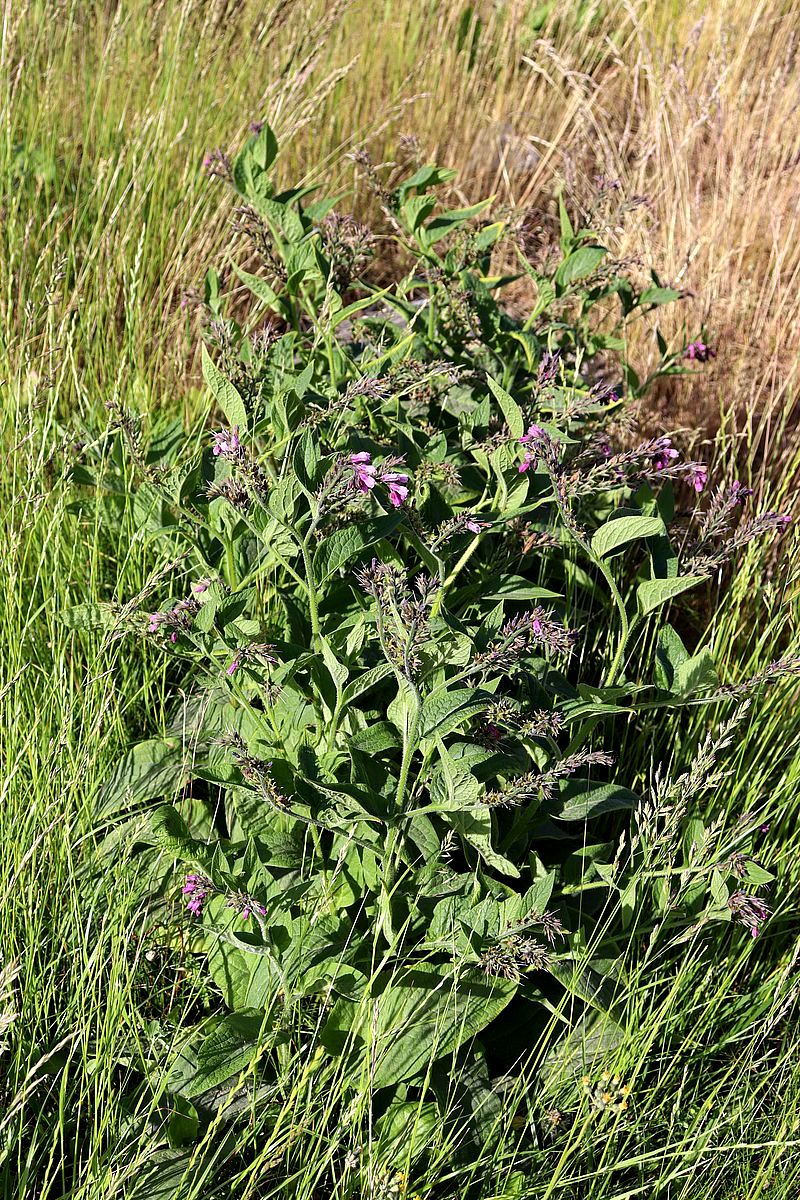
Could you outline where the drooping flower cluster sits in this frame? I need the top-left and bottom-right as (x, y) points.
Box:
(183, 873), (215, 917)
(428, 511), (489, 549)
(226, 892), (267, 922)
(211, 426), (242, 460)
(566, 435), (710, 498)
(686, 482), (791, 574)
(476, 700), (565, 747)
(146, 594), (202, 643)
(480, 935), (550, 981)
(518, 424), (550, 474)
(208, 427), (270, 503)
(354, 559), (438, 677)
(315, 450), (410, 519)
(347, 451), (409, 506)
(226, 642), (278, 677)
(728, 890), (771, 937)
(470, 608), (576, 675)
(201, 148), (232, 179)
(220, 732), (288, 808)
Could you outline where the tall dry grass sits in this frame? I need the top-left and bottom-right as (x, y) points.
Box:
(2, 0), (799, 488)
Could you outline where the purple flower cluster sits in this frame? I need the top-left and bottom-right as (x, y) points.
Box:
(226, 642), (278, 677)
(227, 893), (267, 921)
(650, 437), (708, 492)
(146, 594), (202, 643)
(728, 890), (771, 938)
(211, 426), (242, 460)
(183, 873), (214, 917)
(348, 452), (409, 507)
(651, 439), (680, 472)
(518, 424), (547, 474)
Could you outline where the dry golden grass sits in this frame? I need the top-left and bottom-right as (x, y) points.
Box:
(3, 0), (799, 496)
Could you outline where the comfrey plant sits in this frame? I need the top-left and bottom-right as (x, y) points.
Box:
(70, 125), (795, 1173)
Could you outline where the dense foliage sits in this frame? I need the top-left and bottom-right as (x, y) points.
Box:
(67, 126), (792, 1191)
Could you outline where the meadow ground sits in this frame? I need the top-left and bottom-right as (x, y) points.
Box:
(1, 1), (799, 1196)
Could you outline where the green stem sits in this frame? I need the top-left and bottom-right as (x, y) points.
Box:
(299, 538), (320, 641)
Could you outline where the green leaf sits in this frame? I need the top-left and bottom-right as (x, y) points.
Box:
(420, 688), (491, 740)
(165, 1095), (199, 1149)
(637, 575), (703, 616)
(349, 722), (401, 754)
(61, 602), (119, 631)
(96, 739), (187, 815)
(422, 197), (493, 245)
(654, 623), (689, 690)
(487, 376), (525, 438)
(292, 427), (321, 491)
(591, 514), (665, 559)
(183, 1011), (265, 1099)
(639, 285), (682, 307)
(672, 647), (718, 696)
(321, 964), (515, 1088)
(232, 264), (282, 312)
(201, 344), (247, 430)
(558, 193), (574, 251)
(482, 577), (562, 602)
(313, 515), (401, 581)
(555, 245), (606, 288)
(147, 804), (214, 868)
(341, 662), (393, 706)
(550, 782), (638, 822)
(451, 807), (520, 877)
(251, 123), (278, 173)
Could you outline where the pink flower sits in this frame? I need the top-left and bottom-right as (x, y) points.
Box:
(731, 481), (754, 505)
(212, 427), (241, 457)
(519, 424), (546, 473)
(192, 579), (212, 594)
(652, 440), (680, 471)
(227, 656), (240, 676)
(465, 517), (487, 534)
(685, 339), (716, 363)
(382, 471), (409, 507)
(687, 464), (708, 493)
(349, 451), (378, 493)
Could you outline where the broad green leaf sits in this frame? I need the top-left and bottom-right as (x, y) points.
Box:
(61, 602), (119, 632)
(232, 264), (282, 312)
(451, 807), (520, 877)
(422, 197), (493, 245)
(341, 662), (393, 706)
(201, 345), (247, 430)
(183, 1011), (265, 1099)
(420, 688), (491, 739)
(654, 623), (690, 690)
(96, 739), (187, 815)
(313, 515), (401, 581)
(349, 722), (401, 754)
(550, 782), (638, 822)
(321, 964), (515, 1088)
(555, 245), (606, 288)
(250, 123), (278, 173)
(672, 647), (718, 695)
(591, 514), (665, 559)
(637, 575), (703, 616)
(639, 285), (681, 307)
(487, 376), (525, 438)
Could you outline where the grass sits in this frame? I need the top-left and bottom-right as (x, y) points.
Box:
(2, 0), (800, 1196)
